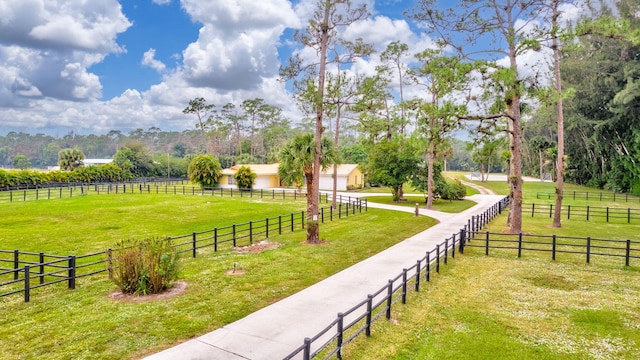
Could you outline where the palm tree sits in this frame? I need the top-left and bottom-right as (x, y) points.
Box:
(278, 134), (337, 243)
(58, 148), (85, 171)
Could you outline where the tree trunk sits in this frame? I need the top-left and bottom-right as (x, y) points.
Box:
(307, 0), (332, 244)
(331, 104), (342, 210)
(551, 0), (564, 228)
(426, 141), (435, 209)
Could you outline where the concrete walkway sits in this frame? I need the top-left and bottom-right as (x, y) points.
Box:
(144, 193), (505, 360)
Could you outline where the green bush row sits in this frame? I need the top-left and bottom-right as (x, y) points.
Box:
(0, 163), (133, 189)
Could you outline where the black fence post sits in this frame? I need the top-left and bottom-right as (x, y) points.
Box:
(303, 338), (311, 360)
(24, 266), (30, 302)
(337, 313), (344, 360)
(279, 216), (282, 235)
(291, 213), (294, 232)
(606, 207), (609, 222)
(386, 280), (393, 319)
(485, 231), (490, 256)
(626, 240), (631, 267)
(192, 233), (197, 258)
(301, 211), (305, 229)
(14, 250), (19, 280)
(444, 239), (448, 265)
(68, 256), (76, 290)
(517, 233), (522, 258)
(265, 218), (269, 238)
(459, 228), (466, 254)
(415, 260), (421, 292)
(426, 251), (431, 282)
(451, 234), (456, 258)
(39, 252), (45, 284)
(552, 235), (557, 261)
(436, 245), (440, 273)
(365, 295), (373, 336)
(214, 228), (218, 252)
(321, 207), (324, 223)
(401, 269), (408, 304)
(586, 237), (591, 263)
(233, 225), (237, 247)
(249, 221), (253, 244)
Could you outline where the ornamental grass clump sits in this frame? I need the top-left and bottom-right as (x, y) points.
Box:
(111, 237), (180, 295)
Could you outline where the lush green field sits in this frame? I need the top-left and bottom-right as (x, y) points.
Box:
(0, 194), (309, 254)
(341, 184), (640, 360)
(343, 251), (640, 360)
(0, 195), (437, 360)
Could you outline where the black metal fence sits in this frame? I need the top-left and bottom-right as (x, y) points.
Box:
(0, 197), (367, 302)
(536, 191), (640, 202)
(464, 231), (639, 266)
(283, 196), (509, 360)
(525, 203), (640, 223)
(0, 181), (319, 203)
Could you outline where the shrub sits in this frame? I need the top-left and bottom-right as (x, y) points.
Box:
(111, 237), (180, 295)
(436, 179), (466, 200)
(234, 165), (256, 190)
(188, 154), (222, 187)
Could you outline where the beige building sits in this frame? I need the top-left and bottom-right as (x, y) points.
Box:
(219, 163), (363, 191)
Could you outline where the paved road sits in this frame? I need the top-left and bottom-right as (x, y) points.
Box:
(144, 193), (505, 360)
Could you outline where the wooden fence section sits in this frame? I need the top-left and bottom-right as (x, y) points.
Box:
(0, 198), (367, 302)
(0, 181), (316, 203)
(536, 191), (640, 202)
(283, 197), (509, 360)
(464, 231), (639, 266)
(525, 203), (640, 223)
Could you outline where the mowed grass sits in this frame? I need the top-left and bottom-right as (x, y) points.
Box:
(343, 252), (640, 360)
(0, 195), (437, 360)
(0, 194), (309, 254)
(342, 191), (640, 360)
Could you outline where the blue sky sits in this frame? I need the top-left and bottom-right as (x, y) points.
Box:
(0, 0), (576, 136)
(0, 0), (435, 136)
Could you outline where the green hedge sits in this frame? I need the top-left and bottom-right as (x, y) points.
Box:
(0, 164), (132, 189)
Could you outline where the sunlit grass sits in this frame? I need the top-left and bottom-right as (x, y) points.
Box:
(0, 197), (437, 360)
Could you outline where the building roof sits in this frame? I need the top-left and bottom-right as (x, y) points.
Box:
(221, 163), (280, 176)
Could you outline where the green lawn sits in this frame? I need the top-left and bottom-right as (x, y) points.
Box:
(0, 194), (308, 254)
(341, 193), (640, 360)
(343, 252), (640, 360)
(0, 195), (437, 360)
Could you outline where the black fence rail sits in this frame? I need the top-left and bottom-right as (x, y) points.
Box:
(525, 203), (640, 223)
(0, 198), (367, 302)
(283, 196), (509, 360)
(464, 231), (639, 266)
(536, 191), (640, 202)
(0, 250), (107, 302)
(0, 181), (318, 203)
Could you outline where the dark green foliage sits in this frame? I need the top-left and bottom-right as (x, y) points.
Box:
(113, 142), (155, 177)
(411, 162), (466, 200)
(367, 139), (420, 201)
(234, 165), (257, 189)
(188, 154), (222, 187)
(0, 164), (132, 189)
(111, 237), (180, 295)
(58, 148), (85, 171)
(436, 179), (466, 200)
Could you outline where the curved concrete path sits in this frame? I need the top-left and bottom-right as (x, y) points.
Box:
(144, 193), (505, 360)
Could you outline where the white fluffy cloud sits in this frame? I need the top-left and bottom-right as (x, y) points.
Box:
(142, 49), (167, 73)
(0, 0), (423, 134)
(0, 0), (130, 109)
